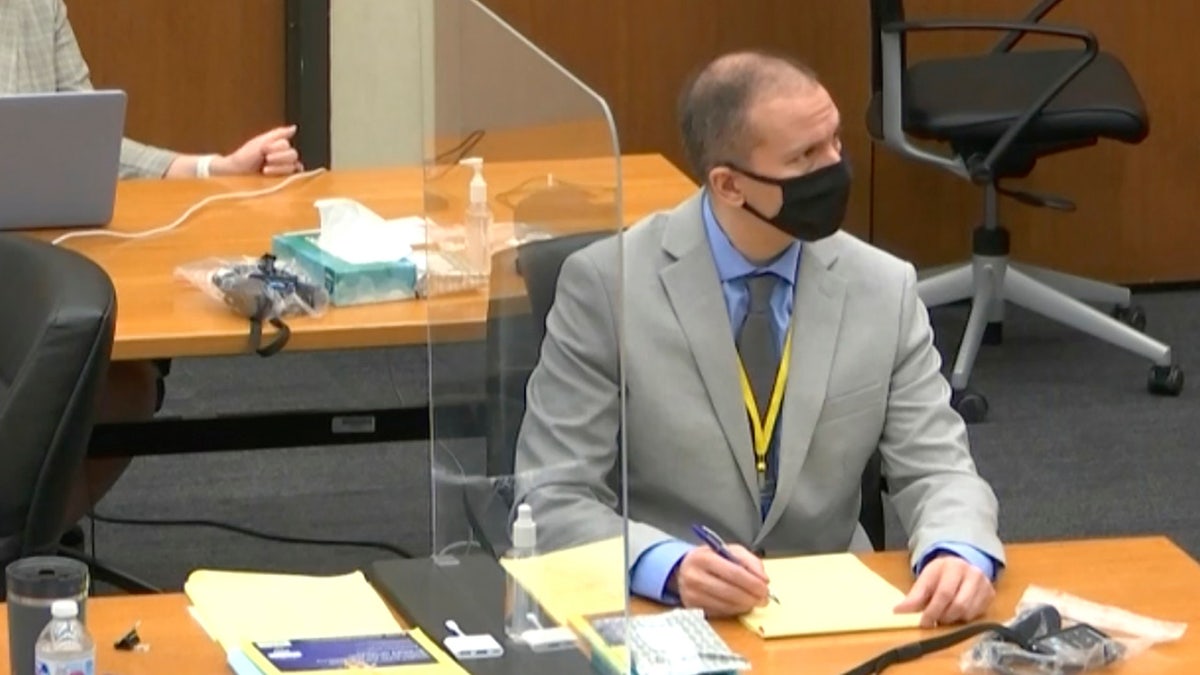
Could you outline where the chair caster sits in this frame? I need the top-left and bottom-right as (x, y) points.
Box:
(1148, 365), (1184, 396)
(1112, 304), (1147, 332)
(982, 321), (1003, 345)
(951, 388), (989, 424)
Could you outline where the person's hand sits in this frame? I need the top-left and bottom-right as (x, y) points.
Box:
(894, 554), (995, 627)
(670, 545), (770, 618)
(213, 125), (303, 177)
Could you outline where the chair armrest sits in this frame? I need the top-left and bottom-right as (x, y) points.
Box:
(880, 19), (1098, 184)
(993, 0), (1068, 53)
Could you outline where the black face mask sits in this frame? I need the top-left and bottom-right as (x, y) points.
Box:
(727, 159), (852, 242)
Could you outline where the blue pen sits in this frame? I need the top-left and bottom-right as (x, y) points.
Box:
(691, 524), (781, 605)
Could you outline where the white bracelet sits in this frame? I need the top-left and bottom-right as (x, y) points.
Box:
(195, 154), (219, 178)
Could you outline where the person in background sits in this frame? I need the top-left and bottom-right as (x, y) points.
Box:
(0, 0), (305, 528)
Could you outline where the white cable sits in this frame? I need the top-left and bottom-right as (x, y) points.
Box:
(50, 167), (327, 246)
(437, 539), (480, 558)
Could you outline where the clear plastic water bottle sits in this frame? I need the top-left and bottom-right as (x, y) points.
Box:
(504, 503), (540, 641)
(33, 599), (95, 675)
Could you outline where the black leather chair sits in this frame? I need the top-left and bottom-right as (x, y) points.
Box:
(0, 234), (156, 595)
(867, 0), (1183, 423)
(470, 231), (888, 554)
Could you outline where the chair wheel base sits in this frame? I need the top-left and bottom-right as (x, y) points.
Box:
(1148, 365), (1184, 396)
(982, 321), (1003, 345)
(1112, 304), (1147, 332)
(951, 388), (989, 424)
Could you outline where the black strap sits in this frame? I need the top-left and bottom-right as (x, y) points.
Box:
(841, 622), (1031, 675)
(247, 317), (291, 357)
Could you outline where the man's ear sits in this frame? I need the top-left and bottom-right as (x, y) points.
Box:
(708, 166), (744, 207)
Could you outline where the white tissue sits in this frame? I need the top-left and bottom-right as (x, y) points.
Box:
(314, 198), (417, 265)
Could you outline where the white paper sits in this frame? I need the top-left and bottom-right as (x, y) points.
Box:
(314, 197), (416, 265)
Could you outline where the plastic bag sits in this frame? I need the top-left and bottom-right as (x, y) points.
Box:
(175, 253), (329, 320)
(961, 586), (1187, 674)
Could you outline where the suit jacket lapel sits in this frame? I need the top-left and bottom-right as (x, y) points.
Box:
(659, 194), (760, 508)
(757, 241), (847, 541)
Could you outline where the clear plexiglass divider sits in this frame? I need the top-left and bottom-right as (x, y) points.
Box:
(419, 0), (629, 671)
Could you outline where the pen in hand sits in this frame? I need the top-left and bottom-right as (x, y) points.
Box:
(691, 524), (781, 605)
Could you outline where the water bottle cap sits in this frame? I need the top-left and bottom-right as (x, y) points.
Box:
(50, 599), (78, 619)
(511, 503), (536, 550)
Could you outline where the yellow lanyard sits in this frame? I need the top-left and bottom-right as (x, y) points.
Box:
(736, 329), (793, 476)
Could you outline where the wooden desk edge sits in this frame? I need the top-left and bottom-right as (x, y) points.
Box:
(2, 536), (1197, 675)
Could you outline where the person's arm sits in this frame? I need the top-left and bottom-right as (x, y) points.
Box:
(513, 245), (676, 565)
(51, 0), (178, 178)
(880, 263), (1006, 570)
(630, 541), (694, 603)
(916, 542), (998, 581)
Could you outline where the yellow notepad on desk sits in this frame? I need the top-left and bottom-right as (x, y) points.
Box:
(498, 537), (627, 623)
(739, 553), (922, 638)
(185, 569), (466, 673)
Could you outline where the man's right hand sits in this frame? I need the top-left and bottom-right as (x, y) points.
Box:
(669, 545), (771, 617)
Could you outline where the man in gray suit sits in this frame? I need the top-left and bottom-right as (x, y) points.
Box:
(1, 0), (306, 526)
(514, 51), (1004, 626)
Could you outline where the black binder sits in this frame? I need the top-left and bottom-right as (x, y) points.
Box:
(364, 554), (594, 674)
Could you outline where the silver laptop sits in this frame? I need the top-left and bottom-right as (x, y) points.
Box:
(0, 90), (126, 230)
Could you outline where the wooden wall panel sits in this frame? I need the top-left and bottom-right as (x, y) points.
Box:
(871, 0), (1200, 283)
(64, 0), (287, 156)
(480, 0), (875, 239)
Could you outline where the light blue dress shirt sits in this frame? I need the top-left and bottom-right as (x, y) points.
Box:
(628, 192), (999, 603)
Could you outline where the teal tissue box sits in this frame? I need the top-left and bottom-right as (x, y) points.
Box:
(271, 229), (419, 307)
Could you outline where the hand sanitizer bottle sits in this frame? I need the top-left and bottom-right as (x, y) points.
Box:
(458, 156), (492, 275)
(504, 503), (539, 641)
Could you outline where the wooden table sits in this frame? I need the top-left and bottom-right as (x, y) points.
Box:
(31, 154), (696, 362)
(3, 537), (1196, 674)
(49, 154), (695, 457)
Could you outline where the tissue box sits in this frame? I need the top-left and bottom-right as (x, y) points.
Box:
(271, 229), (419, 307)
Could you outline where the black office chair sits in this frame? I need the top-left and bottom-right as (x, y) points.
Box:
(470, 231), (889, 553)
(867, 0), (1183, 423)
(0, 234), (157, 595)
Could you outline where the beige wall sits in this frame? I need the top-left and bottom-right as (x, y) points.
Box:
(330, 0), (614, 169)
(329, 0), (433, 168)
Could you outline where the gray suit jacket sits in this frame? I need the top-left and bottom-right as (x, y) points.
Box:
(514, 192), (1005, 573)
(0, 0), (177, 179)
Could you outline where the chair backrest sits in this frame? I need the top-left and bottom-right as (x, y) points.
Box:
(485, 231), (613, 479)
(869, 0), (907, 96)
(0, 234), (116, 566)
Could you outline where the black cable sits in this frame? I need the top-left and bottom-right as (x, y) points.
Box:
(424, 129), (488, 182)
(434, 129), (485, 163)
(88, 511), (414, 559)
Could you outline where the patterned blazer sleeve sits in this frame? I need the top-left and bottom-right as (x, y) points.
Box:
(52, 0), (178, 179)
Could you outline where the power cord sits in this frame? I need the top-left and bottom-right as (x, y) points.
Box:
(424, 130), (486, 182)
(66, 168), (424, 561)
(433, 129), (485, 164)
(51, 167), (328, 246)
(384, 348), (484, 557)
(88, 511), (414, 559)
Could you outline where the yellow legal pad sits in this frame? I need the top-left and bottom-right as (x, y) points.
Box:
(498, 537), (627, 622)
(738, 553), (923, 638)
(184, 569), (467, 673)
(499, 538), (630, 671)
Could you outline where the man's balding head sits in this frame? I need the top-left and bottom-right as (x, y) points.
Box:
(678, 51), (819, 183)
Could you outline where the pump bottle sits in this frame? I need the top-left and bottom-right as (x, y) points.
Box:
(458, 157), (492, 274)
